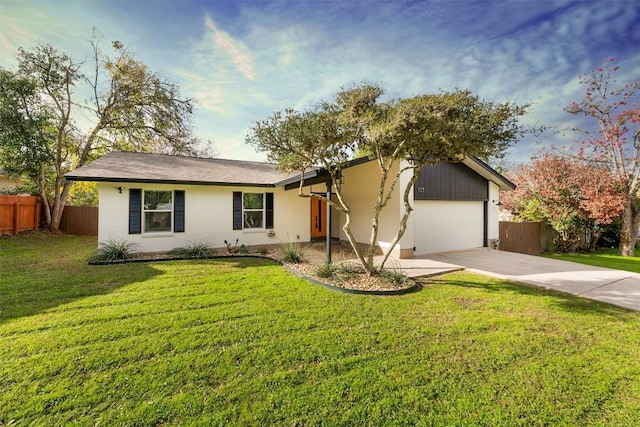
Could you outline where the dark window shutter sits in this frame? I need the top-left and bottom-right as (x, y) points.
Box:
(265, 192), (274, 229)
(174, 190), (185, 233)
(129, 189), (142, 234)
(233, 192), (242, 230)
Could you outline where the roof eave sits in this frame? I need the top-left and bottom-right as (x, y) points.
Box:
(64, 175), (277, 188)
(277, 156), (375, 189)
(463, 157), (516, 191)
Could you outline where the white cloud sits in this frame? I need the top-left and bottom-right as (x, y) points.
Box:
(175, 71), (228, 115)
(0, 15), (36, 62)
(204, 15), (255, 80)
(278, 43), (295, 68)
(4, 0), (637, 166)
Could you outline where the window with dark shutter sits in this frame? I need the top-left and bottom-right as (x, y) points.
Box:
(232, 192), (242, 230)
(265, 192), (274, 229)
(129, 189), (142, 234)
(143, 191), (172, 232)
(174, 190), (185, 233)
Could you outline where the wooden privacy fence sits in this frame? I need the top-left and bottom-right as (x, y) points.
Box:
(0, 195), (41, 236)
(60, 206), (98, 236)
(499, 221), (556, 255)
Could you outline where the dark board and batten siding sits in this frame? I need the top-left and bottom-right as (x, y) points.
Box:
(414, 162), (488, 201)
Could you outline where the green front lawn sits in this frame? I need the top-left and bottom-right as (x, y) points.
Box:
(545, 248), (640, 274)
(2, 233), (640, 425)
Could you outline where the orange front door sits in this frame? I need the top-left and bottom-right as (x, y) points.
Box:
(310, 197), (327, 239)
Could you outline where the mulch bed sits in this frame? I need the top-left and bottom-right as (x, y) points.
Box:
(282, 260), (418, 294)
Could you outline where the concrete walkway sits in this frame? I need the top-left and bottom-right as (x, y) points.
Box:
(420, 249), (640, 312)
(373, 256), (464, 278)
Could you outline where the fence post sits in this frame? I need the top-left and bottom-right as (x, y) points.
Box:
(12, 202), (18, 234)
(35, 201), (41, 231)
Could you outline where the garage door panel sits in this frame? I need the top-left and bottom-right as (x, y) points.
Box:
(414, 201), (484, 255)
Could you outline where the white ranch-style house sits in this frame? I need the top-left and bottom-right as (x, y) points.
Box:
(65, 151), (514, 257)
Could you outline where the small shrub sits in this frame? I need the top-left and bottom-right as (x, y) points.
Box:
(224, 239), (248, 255)
(380, 265), (407, 286)
(91, 239), (137, 262)
(315, 260), (337, 279)
(281, 242), (305, 263)
(338, 262), (359, 277)
(171, 242), (213, 258)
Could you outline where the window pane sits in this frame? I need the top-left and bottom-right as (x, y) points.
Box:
(144, 212), (172, 232)
(243, 193), (263, 210)
(244, 211), (263, 229)
(144, 191), (172, 210)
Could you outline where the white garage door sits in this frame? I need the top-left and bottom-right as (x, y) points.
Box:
(413, 200), (484, 255)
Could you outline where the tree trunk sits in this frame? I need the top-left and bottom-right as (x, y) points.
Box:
(588, 230), (601, 252)
(378, 167), (421, 270)
(37, 167), (52, 229)
(365, 162), (391, 272)
(341, 210), (370, 272)
(619, 198), (639, 256)
(336, 199), (369, 273)
(49, 174), (63, 231)
(50, 180), (73, 232)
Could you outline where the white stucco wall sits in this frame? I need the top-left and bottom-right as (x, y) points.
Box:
(337, 160), (402, 253)
(397, 160), (416, 255)
(98, 182), (309, 253)
(95, 161), (507, 256)
(487, 181), (500, 242)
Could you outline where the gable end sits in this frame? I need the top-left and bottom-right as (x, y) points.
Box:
(414, 162), (488, 201)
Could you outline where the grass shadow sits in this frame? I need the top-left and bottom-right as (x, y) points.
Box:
(0, 233), (165, 324)
(0, 262), (163, 325)
(0, 250), (288, 324)
(423, 274), (638, 319)
(175, 255), (281, 270)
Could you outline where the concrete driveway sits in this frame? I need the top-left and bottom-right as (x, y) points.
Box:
(421, 249), (640, 312)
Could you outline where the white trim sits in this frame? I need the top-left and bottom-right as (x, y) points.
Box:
(142, 232), (174, 238)
(242, 192), (266, 230)
(143, 190), (173, 234)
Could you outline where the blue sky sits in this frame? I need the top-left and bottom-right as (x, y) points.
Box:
(1, 0), (639, 164)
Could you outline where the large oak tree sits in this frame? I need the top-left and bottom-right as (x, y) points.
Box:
(247, 84), (527, 274)
(0, 37), (200, 231)
(566, 59), (640, 256)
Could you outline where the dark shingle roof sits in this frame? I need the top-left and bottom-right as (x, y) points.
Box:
(65, 152), (298, 187)
(65, 151), (514, 191)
